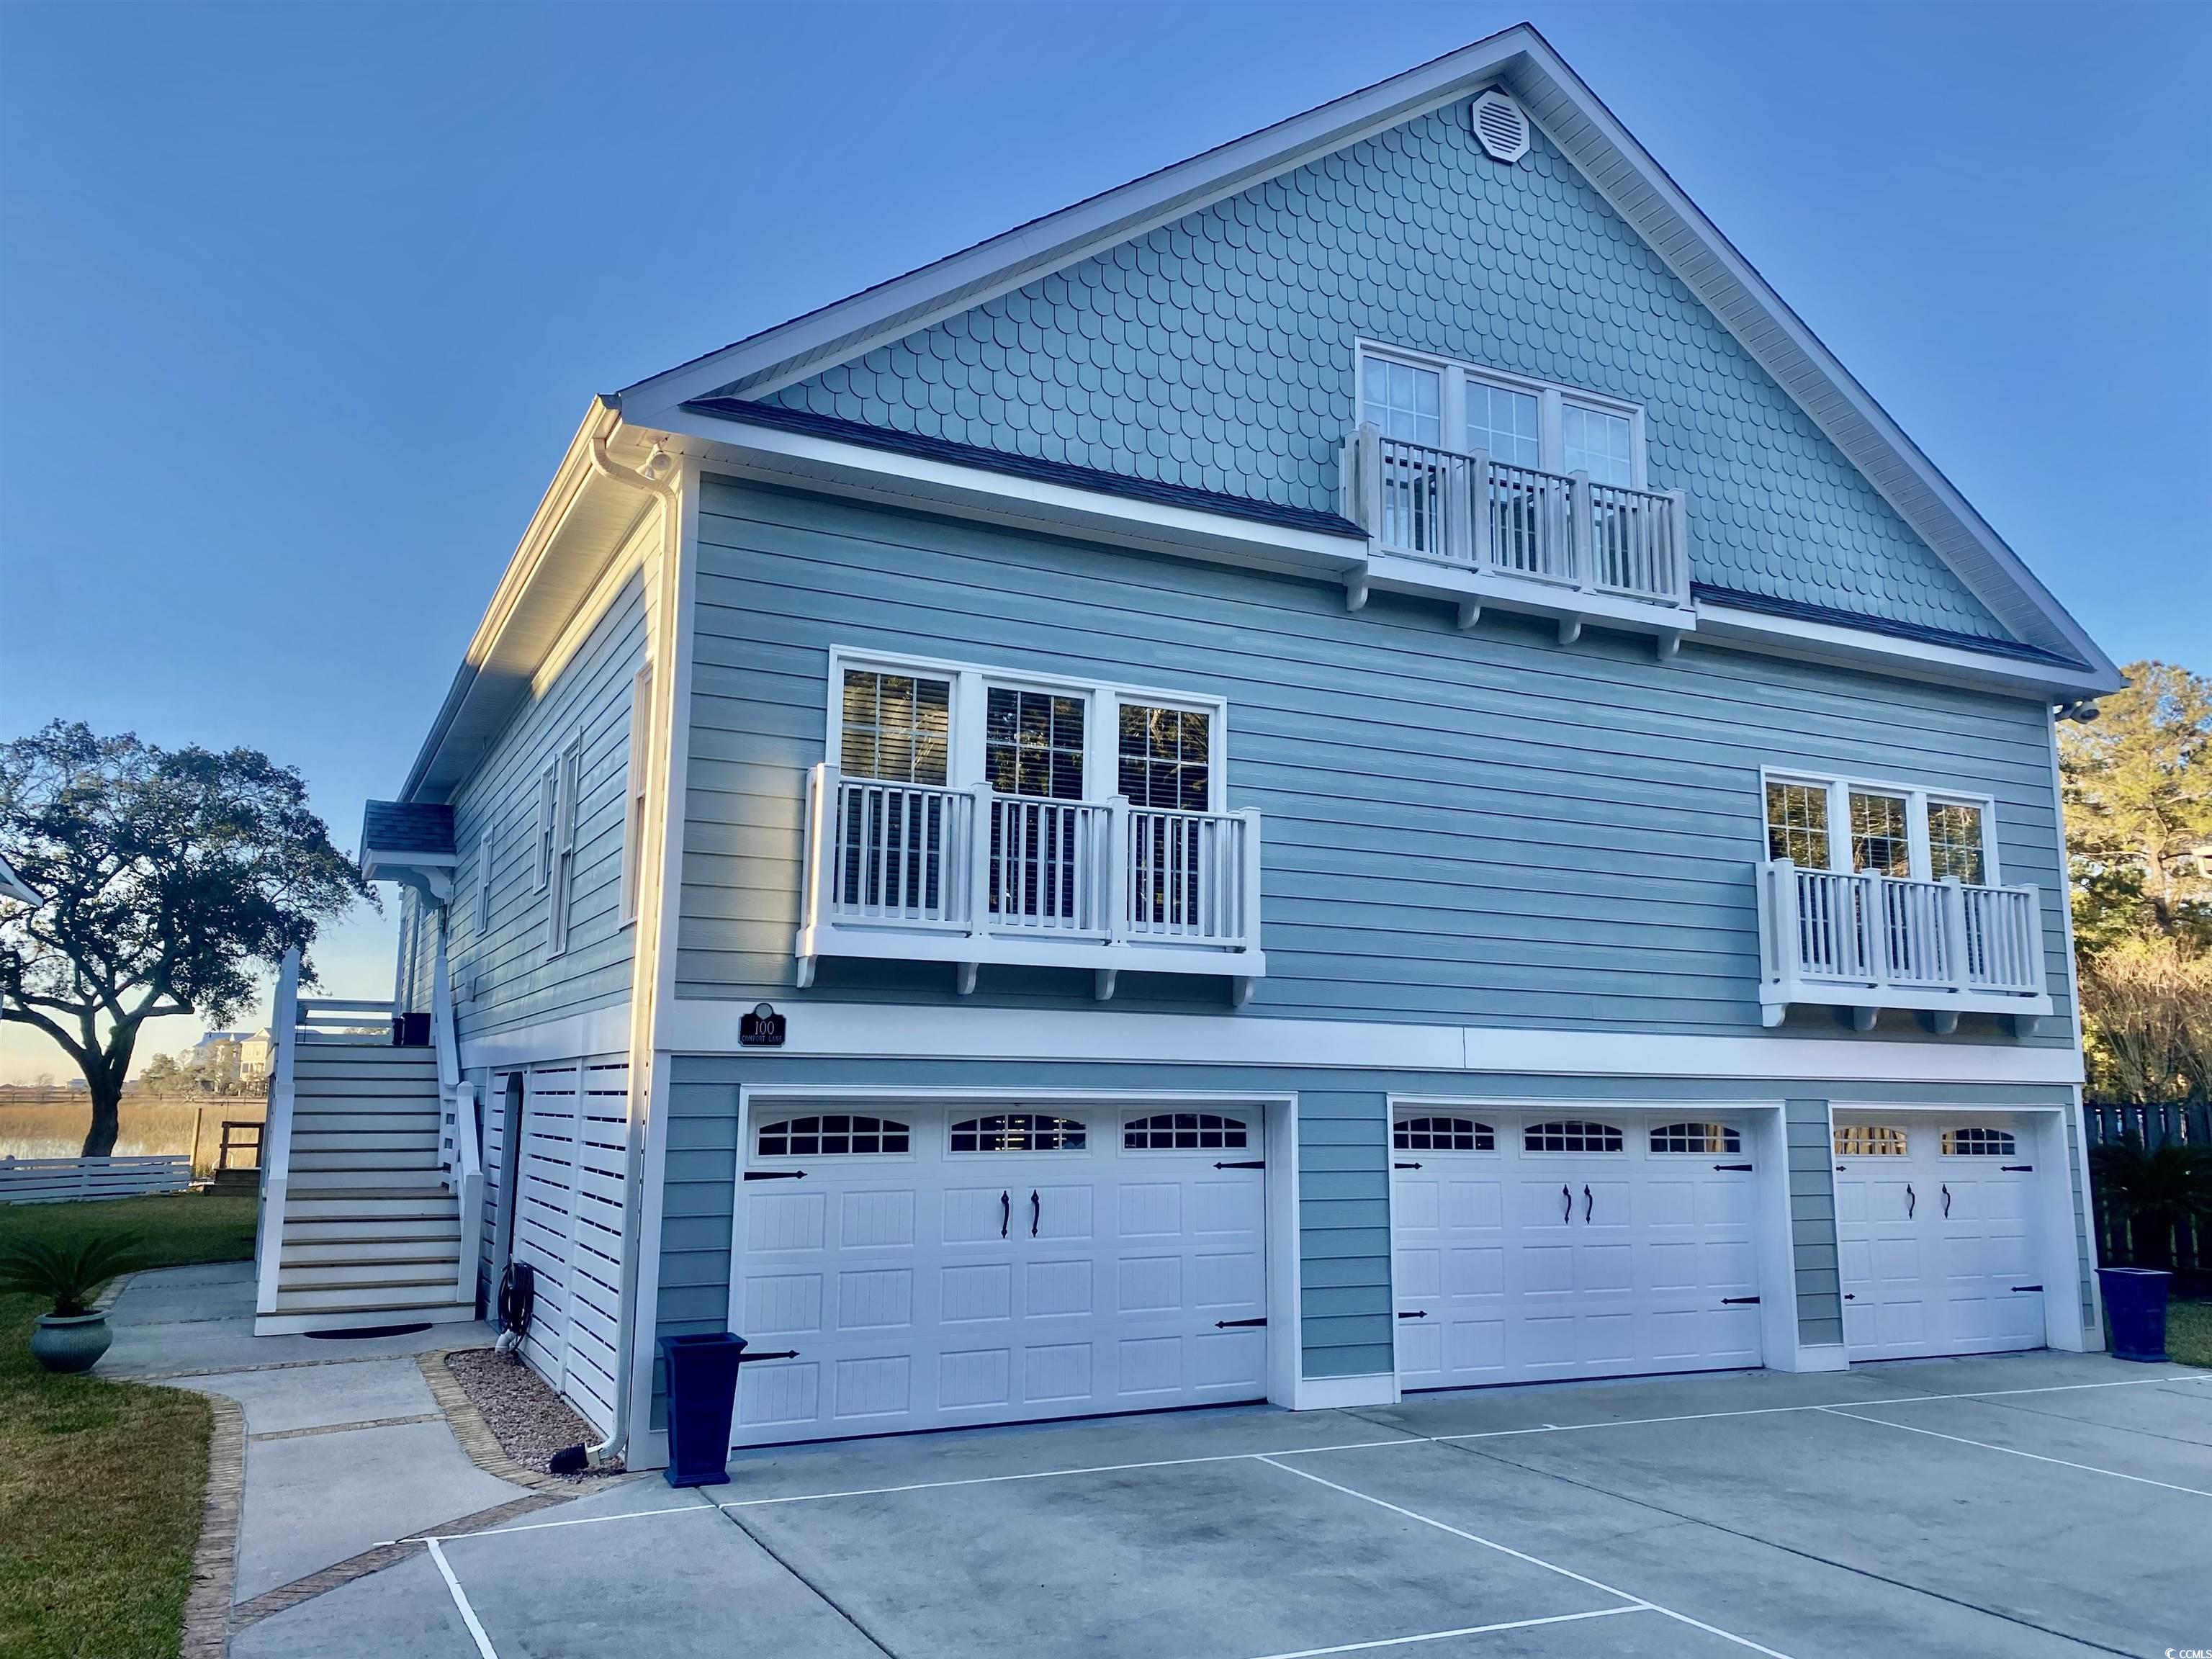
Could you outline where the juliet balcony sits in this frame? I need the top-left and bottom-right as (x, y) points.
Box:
(1755, 860), (2053, 1034)
(1340, 423), (1694, 648)
(795, 763), (1266, 1001)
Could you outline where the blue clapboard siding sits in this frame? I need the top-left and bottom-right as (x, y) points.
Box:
(422, 573), (649, 1040)
(678, 477), (2073, 1044)
(1786, 1099), (1841, 1346)
(755, 104), (2005, 643)
(648, 1054), (2077, 1421)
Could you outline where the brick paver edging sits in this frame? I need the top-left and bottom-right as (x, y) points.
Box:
(416, 1346), (593, 1494)
(180, 1392), (245, 1659)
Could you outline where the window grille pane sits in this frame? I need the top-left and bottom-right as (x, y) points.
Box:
(1649, 1122), (1742, 1154)
(1765, 781), (1830, 868)
(1850, 791), (1912, 876)
(986, 688), (1085, 800)
(1465, 382), (1541, 469)
(1940, 1128), (2018, 1156)
(842, 671), (950, 786)
(1562, 403), (1634, 486)
(756, 1115), (911, 1157)
(1927, 802), (1987, 884)
(1118, 704), (1211, 810)
(1522, 1120), (1624, 1154)
(1123, 1112), (1249, 1150)
(1393, 1116), (1496, 1152)
(1833, 1125), (1910, 1157)
(949, 1113), (1087, 1153)
(1361, 359), (1442, 446)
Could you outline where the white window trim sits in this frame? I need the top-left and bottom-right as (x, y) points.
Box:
(1758, 765), (2000, 884)
(1354, 338), (1648, 488)
(620, 661), (653, 928)
(825, 646), (1230, 814)
(545, 732), (583, 958)
(533, 765), (558, 894)
(473, 831), (493, 935)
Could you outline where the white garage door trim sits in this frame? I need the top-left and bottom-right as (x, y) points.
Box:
(1385, 1097), (1800, 1386)
(1827, 1101), (2090, 1361)
(727, 1087), (1304, 1444)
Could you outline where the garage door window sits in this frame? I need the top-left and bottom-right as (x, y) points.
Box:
(1123, 1112), (1249, 1150)
(1941, 1128), (2018, 1156)
(756, 1115), (911, 1157)
(950, 1113), (1087, 1153)
(1395, 1116), (1494, 1151)
(1649, 1122), (1741, 1154)
(1524, 1120), (1624, 1154)
(1834, 1125), (1909, 1157)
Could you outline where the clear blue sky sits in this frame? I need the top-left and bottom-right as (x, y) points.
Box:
(1, 1), (2206, 1080)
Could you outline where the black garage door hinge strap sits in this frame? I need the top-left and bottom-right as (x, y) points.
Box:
(744, 1169), (806, 1181)
(1721, 1296), (1761, 1305)
(1215, 1160), (1265, 1169)
(736, 1349), (800, 1362)
(2011, 1285), (2044, 1292)
(1714, 1163), (1754, 1171)
(1394, 1161), (1422, 1169)
(2002, 1164), (2034, 1172)
(1397, 1310), (1427, 1319)
(1215, 1317), (1267, 1329)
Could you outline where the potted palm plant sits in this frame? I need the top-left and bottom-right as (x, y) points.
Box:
(2089, 1132), (2212, 1362)
(0, 1234), (145, 1374)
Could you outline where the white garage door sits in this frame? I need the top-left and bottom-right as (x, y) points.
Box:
(1835, 1115), (2044, 1362)
(732, 1104), (1268, 1444)
(1392, 1112), (1762, 1390)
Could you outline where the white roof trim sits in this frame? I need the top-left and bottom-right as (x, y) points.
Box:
(614, 24), (2115, 688)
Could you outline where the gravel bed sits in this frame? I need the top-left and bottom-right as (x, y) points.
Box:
(444, 1347), (624, 1481)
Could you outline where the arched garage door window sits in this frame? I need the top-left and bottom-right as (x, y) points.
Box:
(1394, 1117), (1494, 1151)
(949, 1114), (1087, 1152)
(1123, 1112), (1249, 1150)
(755, 1115), (910, 1157)
(1649, 1122), (1742, 1154)
(1524, 1120), (1624, 1154)
(1941, 1128), (2018, 1156)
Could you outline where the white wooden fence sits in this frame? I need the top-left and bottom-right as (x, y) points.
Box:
(0, 1154), (192, 1205)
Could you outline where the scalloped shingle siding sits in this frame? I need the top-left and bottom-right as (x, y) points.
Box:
(752, 106), (2007, 640)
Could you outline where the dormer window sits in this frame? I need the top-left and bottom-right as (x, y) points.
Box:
(1357, 346), (1645, 487)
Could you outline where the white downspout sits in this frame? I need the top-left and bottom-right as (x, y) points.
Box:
(581, 402), (678, 1467)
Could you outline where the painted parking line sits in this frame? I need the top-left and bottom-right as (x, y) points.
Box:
(408, 1372), (2212, 1544)
(424, 1537), (500, 1659)
(1254, 1455), (1794, 1659)
(1815, 1406), (2212, 1498)
(1238, 1604), (1647, 1659)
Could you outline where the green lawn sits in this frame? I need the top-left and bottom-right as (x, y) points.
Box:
(2170, 1300), (2212, 1369)
(0, 1194), (257, 1659)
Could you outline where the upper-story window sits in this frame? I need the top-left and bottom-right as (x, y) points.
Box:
(1358, 345), (1645, 486)
(1762, 769), (1995, 884)
(832, 651), (1226, 814)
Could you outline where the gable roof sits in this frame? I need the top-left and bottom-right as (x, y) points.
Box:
(616, 23), (2116, 688)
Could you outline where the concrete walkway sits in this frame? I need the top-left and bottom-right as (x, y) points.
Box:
(105, 1262), (564, 1627)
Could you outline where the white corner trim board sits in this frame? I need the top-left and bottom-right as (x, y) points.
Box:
(650, 999), (2082, 1086)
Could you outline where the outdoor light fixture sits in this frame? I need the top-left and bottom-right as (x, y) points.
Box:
(639, 443), (674, 482)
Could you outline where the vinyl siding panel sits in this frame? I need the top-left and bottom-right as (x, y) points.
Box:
(676, 477), (2072, 1046)
(1786, 1098), (1843, 1346)
(431, 572), (649, 1040)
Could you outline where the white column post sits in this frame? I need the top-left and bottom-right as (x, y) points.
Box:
(1466, 449), (1491, 572)
(1569, 469), (1593, 590)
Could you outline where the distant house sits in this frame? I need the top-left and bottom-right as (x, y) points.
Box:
(256, 27), (2121, 1473)
(192, 1029), (274, 1089)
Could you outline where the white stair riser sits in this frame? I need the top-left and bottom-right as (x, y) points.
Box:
(289, 1113), (444, 1135)
(254, 1303), (477, 1336)
(289, 1138), (441, 1160)
(282, 1236), (462, 1265)
(279, 1262), (461, 1292)
(281, 1217), (462, 1242)
(268, 1283), (472, 1314)
(287, 1169), (453, 1192)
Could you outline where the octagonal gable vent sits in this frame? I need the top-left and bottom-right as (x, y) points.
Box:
(1470, 89), (1531, 163)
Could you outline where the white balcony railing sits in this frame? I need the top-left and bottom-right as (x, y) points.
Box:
(1342, 424), (1691, 616)
(1755, 859), (2051, 1031)
(797, 764), (1264, 998)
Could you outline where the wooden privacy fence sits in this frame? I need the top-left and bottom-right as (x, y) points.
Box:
(0, 1154), (192, 1205)
(2082, 1101), (2211, 1289)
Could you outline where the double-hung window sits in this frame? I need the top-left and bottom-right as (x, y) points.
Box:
(1761, 770), (1995, 885)
(544, 735), (582, 956)
(830, 651), (1226, 930)
(1357, 345), (1645, 485)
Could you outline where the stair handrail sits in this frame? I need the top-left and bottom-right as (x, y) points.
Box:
(431, 916), (483, 1305)
(253, 947), (302, 1317)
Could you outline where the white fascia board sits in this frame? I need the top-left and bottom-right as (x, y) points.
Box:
(648, 407), (1366, 578)
(647, 411), (2098, 702)
(612, 25), (2112, 685)
(1694, 603), (2115, 701)
(650, 998), (2085, 1087)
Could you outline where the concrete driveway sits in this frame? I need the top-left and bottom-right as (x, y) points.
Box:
(235, 1351), (2211, 1659)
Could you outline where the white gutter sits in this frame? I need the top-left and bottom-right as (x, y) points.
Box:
(577, 402), (678, 1470)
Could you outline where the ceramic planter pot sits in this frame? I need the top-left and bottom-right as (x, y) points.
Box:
(30, 1312), (112, 1375)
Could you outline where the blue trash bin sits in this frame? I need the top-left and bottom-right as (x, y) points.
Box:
(2097, 1266), (2171, 1362)
(660, 1332), (747, 1487)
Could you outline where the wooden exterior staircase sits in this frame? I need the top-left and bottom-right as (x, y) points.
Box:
(253, 943), (483, 1336)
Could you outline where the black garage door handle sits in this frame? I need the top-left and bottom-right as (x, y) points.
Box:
(999, 1190), (1010, 1239)
(1583, 1184), (1593, 1223)
(1562, 1184), (1573, 1223)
